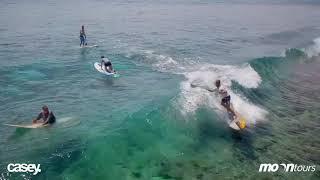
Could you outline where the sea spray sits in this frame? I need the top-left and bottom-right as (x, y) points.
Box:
(177, 63), (267, 125)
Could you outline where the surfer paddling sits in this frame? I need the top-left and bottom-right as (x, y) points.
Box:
(32, 105), (56, 125)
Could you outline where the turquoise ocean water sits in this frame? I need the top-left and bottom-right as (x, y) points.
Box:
(0, 0), (319, 179)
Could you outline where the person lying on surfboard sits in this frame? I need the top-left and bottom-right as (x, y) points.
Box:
(215, 80), (237, 119)
(32, 105), (56, 125)
(101, 56), (116, 73)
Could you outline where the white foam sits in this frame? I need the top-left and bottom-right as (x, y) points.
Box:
(142, 50), (179, 72)
(56, 117), (81, 128)
(184, 63), (262, 89)
(304, 37), (320, 58)
(177, 63), (267, 125)
(131, 48), (268, 125)
(228, 91), (267, 125)
(57, 117), (74, 123)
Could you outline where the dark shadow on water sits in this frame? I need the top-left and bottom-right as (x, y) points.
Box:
(92, 75), (116, 87)
(230, 119), (274, 161)
(192, 108), (230, 152)
(8, 128), (31, 140)
(102, 77), (115, 86)
(33, 138), (86, 180)
(4, 129), (85, 180)
(80, 47), (88, 56)
(231, 129), (257, 161)
(197, 117), (228, 142)
(194, 108), (261, 161)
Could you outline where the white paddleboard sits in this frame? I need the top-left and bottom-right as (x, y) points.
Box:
(3, 117), (78, 129)
(81, 44), (98, 48)
(3, 123), (47, 129)
(94, 62), (119, 77)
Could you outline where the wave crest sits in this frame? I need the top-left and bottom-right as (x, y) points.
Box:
(177, 63), (267, 125)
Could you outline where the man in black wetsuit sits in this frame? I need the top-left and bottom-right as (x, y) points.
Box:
(32, 105), (56, 125)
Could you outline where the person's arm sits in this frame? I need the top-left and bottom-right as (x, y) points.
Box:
(190, 83), (216, 92)
(33, 113), (42, 123)
(43, 118), (49, 125)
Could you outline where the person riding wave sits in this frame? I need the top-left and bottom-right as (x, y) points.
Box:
(190, 79), (242, 128)
(190, 79), (236, 117)
(101, 56), (115, 73)
(215, 80), (237, 119)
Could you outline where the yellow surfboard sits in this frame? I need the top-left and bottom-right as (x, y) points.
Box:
(237, 115), (246, 129)
(228, 105), (246, 130)
(229, 115), (246, 130)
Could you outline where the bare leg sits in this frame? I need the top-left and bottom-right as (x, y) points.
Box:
(221, 103), (237, 118)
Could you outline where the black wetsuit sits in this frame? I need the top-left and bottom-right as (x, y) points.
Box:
(105, 61), (112, 66)
(221, 95), (231, 105)
(36, 111), (56, 124)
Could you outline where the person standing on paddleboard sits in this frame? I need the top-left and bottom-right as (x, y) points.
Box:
(79, 25), (86, 47)
(215, 80), (237, 119)
(32, 105), (56, 125)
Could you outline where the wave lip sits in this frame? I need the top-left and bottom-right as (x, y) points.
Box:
(143, 50), (179, 71)
(303, 37), (320, 58)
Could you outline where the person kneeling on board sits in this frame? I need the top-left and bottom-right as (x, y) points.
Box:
(32, 105), (56, 125)
(101, 56), (115, 73)
(215, 80), (237, 119)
